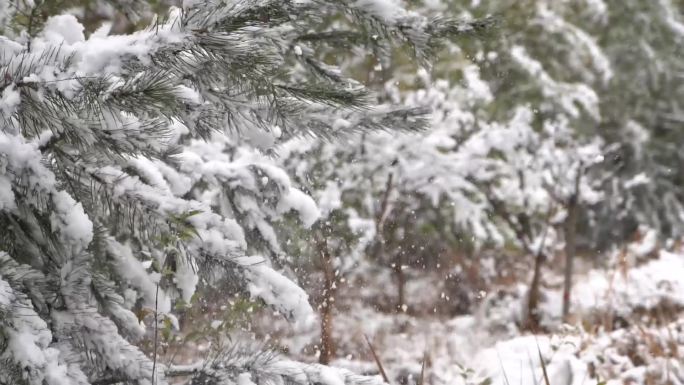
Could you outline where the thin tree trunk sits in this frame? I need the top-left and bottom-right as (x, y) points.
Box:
(562, 166), (582, 322)
(319, 292), (335, 364)
(394, 213), (412, 313)
(525, 249), (545, 331)
(318, 237), (336, 365)
(371, 172), (397, 312)
(394, 254), (405, 312)
(562, 195), (578, 322)
(524, 207), (553, 332)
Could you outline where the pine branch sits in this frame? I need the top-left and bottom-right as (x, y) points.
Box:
(165, 343), (386, 385)
(276, 84), (370, 109)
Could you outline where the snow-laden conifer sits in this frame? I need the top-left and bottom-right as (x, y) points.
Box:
(0, 1), (489, 384)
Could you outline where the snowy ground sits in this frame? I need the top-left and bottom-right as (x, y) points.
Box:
(245, 242), (684, 385)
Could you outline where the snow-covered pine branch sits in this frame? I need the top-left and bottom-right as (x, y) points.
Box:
(164, 344), (385, 385)
(0, 1), (492, 385)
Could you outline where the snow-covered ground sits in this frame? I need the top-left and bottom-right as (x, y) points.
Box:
(244, 243), (684, 385)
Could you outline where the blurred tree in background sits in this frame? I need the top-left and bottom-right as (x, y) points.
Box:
(275, 0), (684, 351)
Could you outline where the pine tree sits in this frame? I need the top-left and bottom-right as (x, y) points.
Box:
(0, 1), (489, 384)
(278, 0), (619, 332)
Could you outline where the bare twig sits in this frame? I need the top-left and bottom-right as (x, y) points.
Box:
(536, 339), (551, 385)
(152, 282), (160, 385)
(497, 350), (511, 385)
(167, 363), (203, 377)
(364, 334), (390, 384)
(26, 1), (42, 51)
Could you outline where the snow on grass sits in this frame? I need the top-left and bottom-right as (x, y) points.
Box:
(572, 249), (684, 317)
